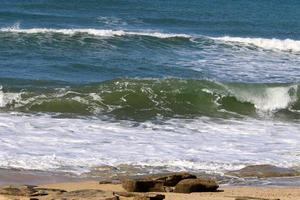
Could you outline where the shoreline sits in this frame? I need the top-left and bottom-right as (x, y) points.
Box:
(1, 180), (300, 200)
(1, 165), (300, 186)
(0, 168), (300, 199)
(40, 181), (300, 200)
(0, 168), (98, 186)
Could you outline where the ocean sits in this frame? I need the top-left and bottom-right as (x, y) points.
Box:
(0, 0), (300, 176)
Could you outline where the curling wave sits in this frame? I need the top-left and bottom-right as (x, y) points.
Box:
(1, 79), (299, 120)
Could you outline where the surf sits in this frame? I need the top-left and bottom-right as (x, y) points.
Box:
(1, 79), (299, 120)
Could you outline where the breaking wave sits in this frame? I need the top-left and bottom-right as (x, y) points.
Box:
(1, 79), (299, 120)
(211, 36), (300, 52)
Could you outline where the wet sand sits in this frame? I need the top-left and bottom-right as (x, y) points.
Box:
(0, 168), (97, 186)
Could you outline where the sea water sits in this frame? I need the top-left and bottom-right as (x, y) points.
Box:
(0, 0), (300, 176)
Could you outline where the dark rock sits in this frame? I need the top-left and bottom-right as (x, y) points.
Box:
(147, 172), (197, 187)
(121, 172), (198, 192)
(56, 189), (118, 200)
(174, 178), (219, 193)
(122, 179), (164, 192)
(226, 165), (300, 178)
(99, 180), (121, 184)
(133, 193), (165, 200)
(99, 180), (113, 184)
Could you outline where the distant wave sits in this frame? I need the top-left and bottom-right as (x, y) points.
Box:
(0, 23), (190, 39)
(2, 24), (300, 52)
(211, 36), (300, 52)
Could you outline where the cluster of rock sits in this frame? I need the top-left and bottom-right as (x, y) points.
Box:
(121, 172), (219, 199)
(0, 172), (219, 200)
(0, 185), (120, 200)
(0, 184), (67, 199)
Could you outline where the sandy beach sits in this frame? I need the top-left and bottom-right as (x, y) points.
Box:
(0, 168), (300, 200)
(41, 181), (300, 200)
(0, 180), (300, 200)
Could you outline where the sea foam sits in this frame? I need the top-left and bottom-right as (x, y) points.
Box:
(0, 113), (299, 174)
(227, 84), (299, 112)
(0, 86), (22, 108)
(0, 24), (190, 39)
(212, 36), (300, 52)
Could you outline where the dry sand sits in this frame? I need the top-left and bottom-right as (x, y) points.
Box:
(0, 181), (299, 200)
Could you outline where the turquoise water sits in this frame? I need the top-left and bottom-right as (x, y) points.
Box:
(0, 1), (300, 176)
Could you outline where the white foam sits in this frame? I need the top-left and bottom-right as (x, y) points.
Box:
(229, 85), (298, 112)
(0, 113), (299, 174)
(0, 23), (191, 39)
(0, 87), (22, 108)
(212, 36), (300, 52)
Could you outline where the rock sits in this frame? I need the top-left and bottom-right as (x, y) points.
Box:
(56, 189), (118, 200)
(0, 185), (42, 197)
(114, 191), (138, 197)
(0, 185), (68, 197)
(35, 188), (66, 193)
(147, 172), (197, 187)
(174, 178), (219, 193)
(226, 165), (300, 178)
(122, 179), (164, 192)
(99, 180), (121, 184)
(133, 193), (165, 200)
(121, 172), (198, 192)
(163, 186), (174, 192)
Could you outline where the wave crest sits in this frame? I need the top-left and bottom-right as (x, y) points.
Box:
(2, 24), (300, 53)
(1, 79), (299, 120)
(211, 36), (300, 52)
(0, 23), (191, 39)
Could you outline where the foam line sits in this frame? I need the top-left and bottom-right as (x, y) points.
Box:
(212, 36), (300, 52)
(0, 24), (191, 39)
